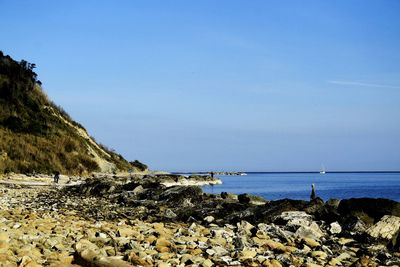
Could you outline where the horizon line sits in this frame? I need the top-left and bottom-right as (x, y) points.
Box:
(172, 170), (400, 174)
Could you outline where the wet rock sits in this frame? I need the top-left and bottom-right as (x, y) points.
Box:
(159, 186), (203, 206)
(305, 197), (325, 214)
(238, 193), (251, 204)
(338, 198), (400, 225)
(220, 192), (238, 200)
(260, 199), (308, 222)
(342, 216), (368, 235)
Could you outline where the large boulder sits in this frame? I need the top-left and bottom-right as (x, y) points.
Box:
(159, 186), (203, 206)
(273, 211), (324, 240)
(69, 178), (120, 196)
(259, 199), (308, 222)
(366, 215), (400, 248)
(338, 198), (400, 225)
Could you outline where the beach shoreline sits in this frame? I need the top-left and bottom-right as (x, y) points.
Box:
(0, 173), (399, 266)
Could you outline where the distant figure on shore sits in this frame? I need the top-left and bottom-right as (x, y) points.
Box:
(210, 172), (214, 178)
(310, 183), (316, 200)
(54, 171), (60, 183)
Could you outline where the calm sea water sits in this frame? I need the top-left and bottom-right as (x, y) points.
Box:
(202, 172), (400, 201)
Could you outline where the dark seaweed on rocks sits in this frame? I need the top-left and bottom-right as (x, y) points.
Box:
(338, 198), (400, 225)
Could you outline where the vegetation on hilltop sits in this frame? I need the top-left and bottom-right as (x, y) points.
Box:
(0, 51), (146, 175)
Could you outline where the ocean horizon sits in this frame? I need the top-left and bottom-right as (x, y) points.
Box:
(201, 171), (400, 202)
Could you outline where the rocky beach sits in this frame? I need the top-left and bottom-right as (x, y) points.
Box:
(0, 173), (399, 266)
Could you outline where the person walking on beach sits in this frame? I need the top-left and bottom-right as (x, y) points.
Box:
(210, 172), (214, 178)
(54, 171), (60, 183)
(310, 183), (316, 200)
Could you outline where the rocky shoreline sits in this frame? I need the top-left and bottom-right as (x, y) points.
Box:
(0, 174), (399, 266)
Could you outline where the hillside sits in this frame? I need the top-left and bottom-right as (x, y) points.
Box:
(0, 51), (147, 175)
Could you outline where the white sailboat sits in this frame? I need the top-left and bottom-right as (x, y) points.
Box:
(320, 165), (326, 174)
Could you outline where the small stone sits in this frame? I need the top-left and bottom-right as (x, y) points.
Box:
(205, 248), (216, 256)
(267, 259), (283, 267)
(302, 237), (320, 248)
(329, 222), (342, 234)
(328, 258), (341, 266)
(117, 227), (137, 238)
(295, 222), (324, 240)
(338, 237), (354, 245)
(334, 252), (352, 262)
(204, 216), (214, 223)
(311, 251), (328, 260)
(128, 252), (148, 266)
(95, 232), (108, 239)
(263, 239), (286, 252)
(202, 259), (214, 267)
(239, 249), (257, 260)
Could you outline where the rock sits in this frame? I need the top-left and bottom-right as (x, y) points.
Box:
(334, 252), (352, 262)
(127, 251), (148, 266)
(95, 232), (108, 239)
(237, 220), (255, 235)
(274, 211), (313, 226)
(263, 239), (286, 252)
(212, 246), (228, 257)
(341, 216), (368, 236)
(204, 216), (214, 223)
(202, 258), (214, 267)
(264, 259), (283, 267)
(132, 185), (144, 194)
(306, 263), (323, 267)
(263, 199), (308, 221)
(295, 222), (324, 240)
(238, 194), (251, 204)
(117, 227), (138, 238)
(238, 249), (257, 261)
(164, 209), (177, 219)
(326, 198), (340, 209)
(338, 198), (400, 225)
(205, 248), (216, 256)
(159, 186), (203, 206)
(311, 251), (328, 260)
(354, 255), (379, 267)
(156, 238), (173, 253)
(220, 192), (238, 200)
(302, 237), (320, 248)
(258, 223), (293, 242)
(338, 237), (355, 245)
(305, 197), (325, 214)
(275, 210), (324, 239)
(329, 222), (342, 234)
(366, 215), (400, 248)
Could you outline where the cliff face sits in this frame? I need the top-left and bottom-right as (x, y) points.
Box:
(0, 51), (144, 175)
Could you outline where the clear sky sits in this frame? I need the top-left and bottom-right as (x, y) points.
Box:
(1, 0), (400, 171)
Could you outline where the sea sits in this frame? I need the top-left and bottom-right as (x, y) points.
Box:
(201, 172), (400, 202)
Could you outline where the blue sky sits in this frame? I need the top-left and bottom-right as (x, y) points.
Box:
(1, 0), (400, 171)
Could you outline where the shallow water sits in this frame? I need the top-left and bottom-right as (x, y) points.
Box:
(202, 172), (400, 201)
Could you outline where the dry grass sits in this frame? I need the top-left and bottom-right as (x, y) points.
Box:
(0, 51), (141, 175)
